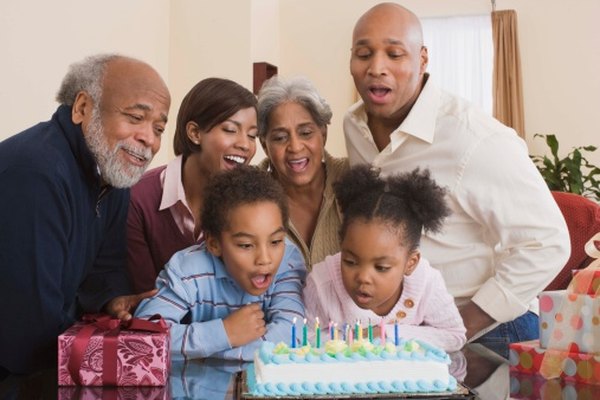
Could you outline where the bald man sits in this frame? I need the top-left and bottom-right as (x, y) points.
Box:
(0, 54), (170, 376)
(344, 3), (569, 358)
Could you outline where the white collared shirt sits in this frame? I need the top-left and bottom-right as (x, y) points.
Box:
(343, 77), (570, 326)
(159, 155), (202, 242)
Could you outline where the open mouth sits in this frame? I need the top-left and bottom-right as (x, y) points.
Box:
(251, 274), (273, 290)
(287, 157), (309, 172)
(354, 290), (372, 306)
(223, 154), (247, 168)
(122, 147), (149, 166)
(368, 85), (392, 104)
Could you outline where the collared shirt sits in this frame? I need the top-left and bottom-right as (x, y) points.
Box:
(134, 239), (306, 362)
(304, 253), (467, 352)
(159, 155), (202, 242)
(343, 75), (570, 328)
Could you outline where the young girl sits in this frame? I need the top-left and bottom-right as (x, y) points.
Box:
(135, 166), (307, 361)
(304, 165), (466, 352)
(127, 78), (258, 293)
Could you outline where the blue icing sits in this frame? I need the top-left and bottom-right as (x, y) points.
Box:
(289, 353), (307, 363)
(366, 382), (380, 393)
(340, 382), (356, 393)
(271, 354), (291, 364)
(315, 382), (329, 394)
(433, 379), (448, 390)
(319, 353), (336, 362)
(416, 379), (433, 392)
(391, 380), (405, 392)
(355, 382), (370, 392)
(328, 382), (343, 394)
(305, 353), (318, 363)
(404, 380), (418, 392)
(365, 352), (378, 360)
(290, 382), (309, 395)
(378, 381), (393, 393)
(448, 375), (458, 391)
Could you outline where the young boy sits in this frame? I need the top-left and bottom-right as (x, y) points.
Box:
(135, 166), (306, 361)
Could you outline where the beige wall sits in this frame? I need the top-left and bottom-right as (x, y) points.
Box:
(0, 0), (171, 164)
(1, 0), (599, 167)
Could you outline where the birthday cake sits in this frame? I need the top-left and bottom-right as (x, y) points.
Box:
(247, 338), (457, 396)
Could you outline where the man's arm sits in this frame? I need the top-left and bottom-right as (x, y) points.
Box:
(77, 189), (132, 315)
(0, 167), (73, 373)
(458, 132), (570, 330)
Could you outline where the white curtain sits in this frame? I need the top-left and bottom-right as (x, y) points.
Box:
(422, 15), (493, 115)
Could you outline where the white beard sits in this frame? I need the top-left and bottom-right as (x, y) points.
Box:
(84, 106), (153, 188)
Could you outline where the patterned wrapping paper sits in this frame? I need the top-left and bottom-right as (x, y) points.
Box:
(57, 385), (169, 400)
(538, 290), (600, 354)
(509, 340), (600, 385)
(509, 371), (600, 400)
(58, 316), (170, 386)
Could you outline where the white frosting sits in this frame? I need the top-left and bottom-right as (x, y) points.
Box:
(254, 356), (450, 385)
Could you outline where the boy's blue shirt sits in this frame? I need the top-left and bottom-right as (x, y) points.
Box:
(135, 238), (307, 361)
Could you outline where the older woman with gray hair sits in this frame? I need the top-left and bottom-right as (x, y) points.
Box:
(257, 76), (348, 268)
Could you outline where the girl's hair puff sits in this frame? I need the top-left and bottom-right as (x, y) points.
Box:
(334, 164), (450, 251)
(201, 166), (289, 238)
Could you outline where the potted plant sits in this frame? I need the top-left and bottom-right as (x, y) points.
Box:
(530, 134), (600, 202)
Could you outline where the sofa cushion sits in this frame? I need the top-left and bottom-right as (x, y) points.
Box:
(545, 191), (600, 290)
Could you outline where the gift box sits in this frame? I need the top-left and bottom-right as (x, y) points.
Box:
(509, 340), (600, 385)
(58, 385), (169, 400)
(509, 371), (600, 399)
(58, 315), (170, 386)
(539, 290), (600, 354)
(571, 269), (600, 295)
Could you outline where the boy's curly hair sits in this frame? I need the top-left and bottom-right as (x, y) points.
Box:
(201, 165), (289, 238)
(334, 164), (450, 251)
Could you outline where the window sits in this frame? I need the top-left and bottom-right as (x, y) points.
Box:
(422, 15), (493, 114)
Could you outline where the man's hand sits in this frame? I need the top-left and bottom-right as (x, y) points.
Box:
(223, 303), (266, 347)
(459, 301), (495, 340)
(104, 289), (158, 321)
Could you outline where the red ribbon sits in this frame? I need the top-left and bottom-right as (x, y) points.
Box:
(67, 314), (168, 386)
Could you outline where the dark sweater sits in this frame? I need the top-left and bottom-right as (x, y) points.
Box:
(0, 105), (131, 374)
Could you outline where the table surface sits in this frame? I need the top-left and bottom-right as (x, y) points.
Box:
(0, 343), (592, 400)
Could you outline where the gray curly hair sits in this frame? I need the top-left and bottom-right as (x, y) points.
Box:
(56, 53), (121, 106)
(257, 76), (332, 141)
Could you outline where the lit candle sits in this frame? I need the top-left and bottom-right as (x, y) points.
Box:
(348, 325), (354, 345)
(329, 321), (334, 340)
(358, 320), (363, 341)
(342, 323), (348, 341)
(315, 317), (321, 349)
(368, 318), (373, 343)
(394, 319), (399, 346)
(354, 320), (359, 341)
(380, 319), (386, 343)
(334, 323), (339, 341)
(291, 317), (297, 348)
(302, 318), (308, 346)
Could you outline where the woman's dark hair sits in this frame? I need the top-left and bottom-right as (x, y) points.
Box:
(201, 165), (289, 238)
(173, 78), (257, 157)
(334, 164), (450, 251)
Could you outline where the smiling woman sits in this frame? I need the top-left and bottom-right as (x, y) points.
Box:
(126, 78), (258, 293)
(257, 76), (349, 268)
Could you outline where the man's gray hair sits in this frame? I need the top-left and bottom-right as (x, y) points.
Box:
(257, 76), (332, 140)
(56, 53), (121, 106)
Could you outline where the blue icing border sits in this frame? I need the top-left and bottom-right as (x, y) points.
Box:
(249, 340), (455, 396)
(247, 363), (457, 396)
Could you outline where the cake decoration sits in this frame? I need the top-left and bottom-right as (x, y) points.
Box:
(247, 337), (457, 396)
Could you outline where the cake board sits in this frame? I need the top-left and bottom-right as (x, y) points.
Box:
(236, 371), (477, 400)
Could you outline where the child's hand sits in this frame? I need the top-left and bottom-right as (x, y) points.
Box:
(223, 303), (266, 347)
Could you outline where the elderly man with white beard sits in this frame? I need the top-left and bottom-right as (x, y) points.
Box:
(0, 54), (171, 377)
